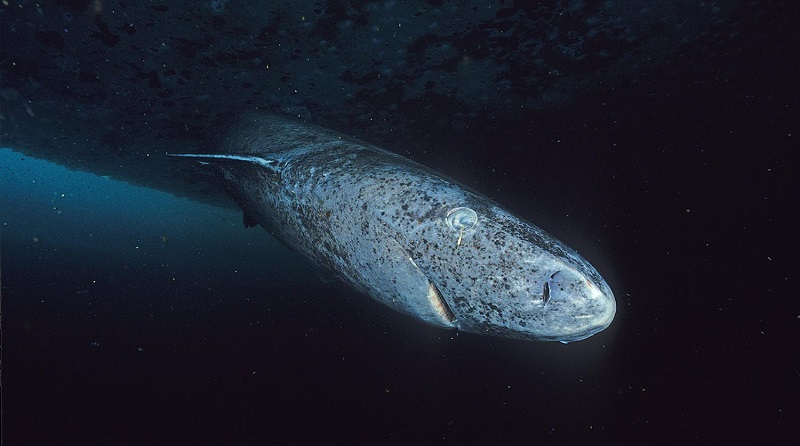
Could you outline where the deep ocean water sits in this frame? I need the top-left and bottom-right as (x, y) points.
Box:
(1, 0), (797, 444)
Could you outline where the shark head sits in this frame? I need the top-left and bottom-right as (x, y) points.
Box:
(380, 199), (616, 343)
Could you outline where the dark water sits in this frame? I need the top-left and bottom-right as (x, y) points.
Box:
(3, 83), (798, 444)
(2, 1), (798, 444)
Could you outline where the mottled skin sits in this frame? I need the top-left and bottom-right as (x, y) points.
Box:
(172, 111), (615, 342)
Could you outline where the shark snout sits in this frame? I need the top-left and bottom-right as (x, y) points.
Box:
(542, 268), (616, 342)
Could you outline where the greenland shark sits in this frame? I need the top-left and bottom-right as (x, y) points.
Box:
(170, 112), (615, 342)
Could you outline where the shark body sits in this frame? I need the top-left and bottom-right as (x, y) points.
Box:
(171, 112), (615, 342)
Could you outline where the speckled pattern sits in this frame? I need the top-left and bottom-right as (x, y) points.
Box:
(178, 111), (615, 342)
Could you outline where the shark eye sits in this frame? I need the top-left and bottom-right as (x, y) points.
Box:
(445, 207), (478, 232)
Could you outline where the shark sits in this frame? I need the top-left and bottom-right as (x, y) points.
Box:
(170, 111), (615, 342)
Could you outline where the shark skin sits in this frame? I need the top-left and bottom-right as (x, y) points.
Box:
(170, 112), (616, 342)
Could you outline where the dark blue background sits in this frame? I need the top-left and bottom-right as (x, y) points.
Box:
(2, 0), (798, 444)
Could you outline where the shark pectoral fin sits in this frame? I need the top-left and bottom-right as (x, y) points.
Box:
(365, 231), (457, 328)
(242, 210), (259, 228)
(315, 270), (339, 284)
(424, 276), (457, 326)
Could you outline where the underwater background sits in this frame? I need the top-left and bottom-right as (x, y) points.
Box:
(2, 0), (798, 444)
